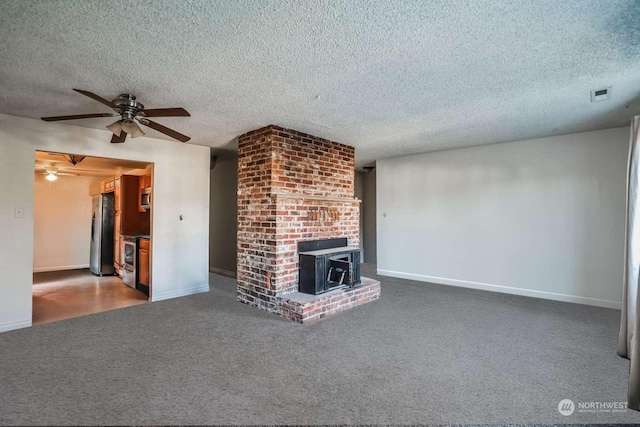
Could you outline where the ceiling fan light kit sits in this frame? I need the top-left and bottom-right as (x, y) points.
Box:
(121, 120), (145, 138)
(45, 171), (58, 182)
(41, 90), (191, 144)
(107, 119), (145, 139)
(106, 121), (123, 136)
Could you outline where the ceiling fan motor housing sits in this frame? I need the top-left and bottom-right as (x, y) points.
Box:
(112, 94), (144, 121)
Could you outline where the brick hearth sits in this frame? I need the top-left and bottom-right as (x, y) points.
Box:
(236, 125), (380, 320)
(279, 277), (381, 323)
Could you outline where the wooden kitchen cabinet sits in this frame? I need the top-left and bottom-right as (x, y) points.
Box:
(113, 234), (120, 271)
(114, 211), (121, 235)
(101, 177), (116, 193)
(114, 177), (121, 210)
(120, 175), (150, 235)
(120, 239), (125, 273)
(114, 177), (123, 276)
(138, 238), (150, 287)
(138, 174), (152, 212)
(113, 210), (122, 267)
(113, 211), (122, 273)
(109, 175), (150, 276)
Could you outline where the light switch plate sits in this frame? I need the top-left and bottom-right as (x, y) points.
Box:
(14, 207), (24, 218)
(591, 87), (611, 102)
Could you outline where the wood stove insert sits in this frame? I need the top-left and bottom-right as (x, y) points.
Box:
(298, 238), (361, 295)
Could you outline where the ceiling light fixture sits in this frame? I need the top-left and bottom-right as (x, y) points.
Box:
(45, 171), (58, 182)
(122, 120), (145, 138)
(106, 120), (123, 136)
(107, 119), (145, 138)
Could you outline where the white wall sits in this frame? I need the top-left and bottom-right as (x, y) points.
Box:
(377, 127), (629, 309)
(355, 172), (364, 261)
(0, 114), (210, 332)
(33, 175), (101, 272)
(362, 168), (377, 264)
(209, 155), (238, 275)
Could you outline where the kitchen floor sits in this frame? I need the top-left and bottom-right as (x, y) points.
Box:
(32, 269), (147, 325)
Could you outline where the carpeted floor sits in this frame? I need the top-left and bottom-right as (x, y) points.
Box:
(0, 264), (637, 425)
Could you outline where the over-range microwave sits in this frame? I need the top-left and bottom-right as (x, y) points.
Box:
(141, 187), (152, 210)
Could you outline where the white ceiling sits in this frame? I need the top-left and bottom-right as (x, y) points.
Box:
(2, 0), (640, 166)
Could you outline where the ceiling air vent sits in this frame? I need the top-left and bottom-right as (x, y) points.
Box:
(591, 87), (611, 102)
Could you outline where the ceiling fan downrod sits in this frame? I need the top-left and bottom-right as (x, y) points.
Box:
(112, 94), (145, 120)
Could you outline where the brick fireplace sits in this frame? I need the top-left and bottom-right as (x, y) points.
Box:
(237, 125), (380, 322)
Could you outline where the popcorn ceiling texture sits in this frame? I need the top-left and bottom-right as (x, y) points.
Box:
(1, 0), (640, 165)
(237, 126), (361, 317)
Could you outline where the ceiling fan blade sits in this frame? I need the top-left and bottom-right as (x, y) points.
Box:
(41, 113), (116, 122)
(111, 131), (127, 143)
(141, 120), (191, 142)
(73, 89), (117, 109)
(142, 108), (190, 118)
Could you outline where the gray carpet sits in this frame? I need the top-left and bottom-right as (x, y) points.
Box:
(0, 264), (637, 425)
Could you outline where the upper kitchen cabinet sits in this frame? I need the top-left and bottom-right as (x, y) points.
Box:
(118, 175), (150, 236)
(103, 175), (150, 235)
(101, 177), (116, 193)
(141, 174), (151, 189)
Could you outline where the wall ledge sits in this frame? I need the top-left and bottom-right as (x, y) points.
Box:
(377, 269), (621, 309)
(272, 193), (361, 203)
(0, 319), (32, 333)
(151, 284), (210, 302)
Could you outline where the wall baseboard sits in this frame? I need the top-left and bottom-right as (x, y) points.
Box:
(151, 284), (210, 302)
(377, 269), (622, 310)
(0, 319), (32, 333)
(209, 266), (237, 278)
(33, 264), (89, 273)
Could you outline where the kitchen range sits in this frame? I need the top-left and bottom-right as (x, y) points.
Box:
(123, 234), (150, 295)
(90, 173), (152, 296)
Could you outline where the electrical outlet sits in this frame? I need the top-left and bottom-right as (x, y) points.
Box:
(14, 207), (24, 218)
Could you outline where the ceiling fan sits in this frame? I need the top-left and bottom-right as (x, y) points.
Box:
(36, 167), (79, 182)
(41, 89), (191, 144)
(35, 159), (107, 179)
(47, 152), (86, 165)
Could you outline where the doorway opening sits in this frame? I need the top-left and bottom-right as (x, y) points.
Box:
(33, 151), (153, 325)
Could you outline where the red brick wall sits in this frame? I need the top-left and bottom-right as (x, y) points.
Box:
(237, 127), (278, 312)
(237, 125), (360, 314)
(271, 128), (354, 197)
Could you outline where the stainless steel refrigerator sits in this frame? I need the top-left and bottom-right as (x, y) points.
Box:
(90, 193), (115, 276)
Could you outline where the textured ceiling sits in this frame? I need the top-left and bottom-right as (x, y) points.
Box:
(2, 0), (640, 166)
